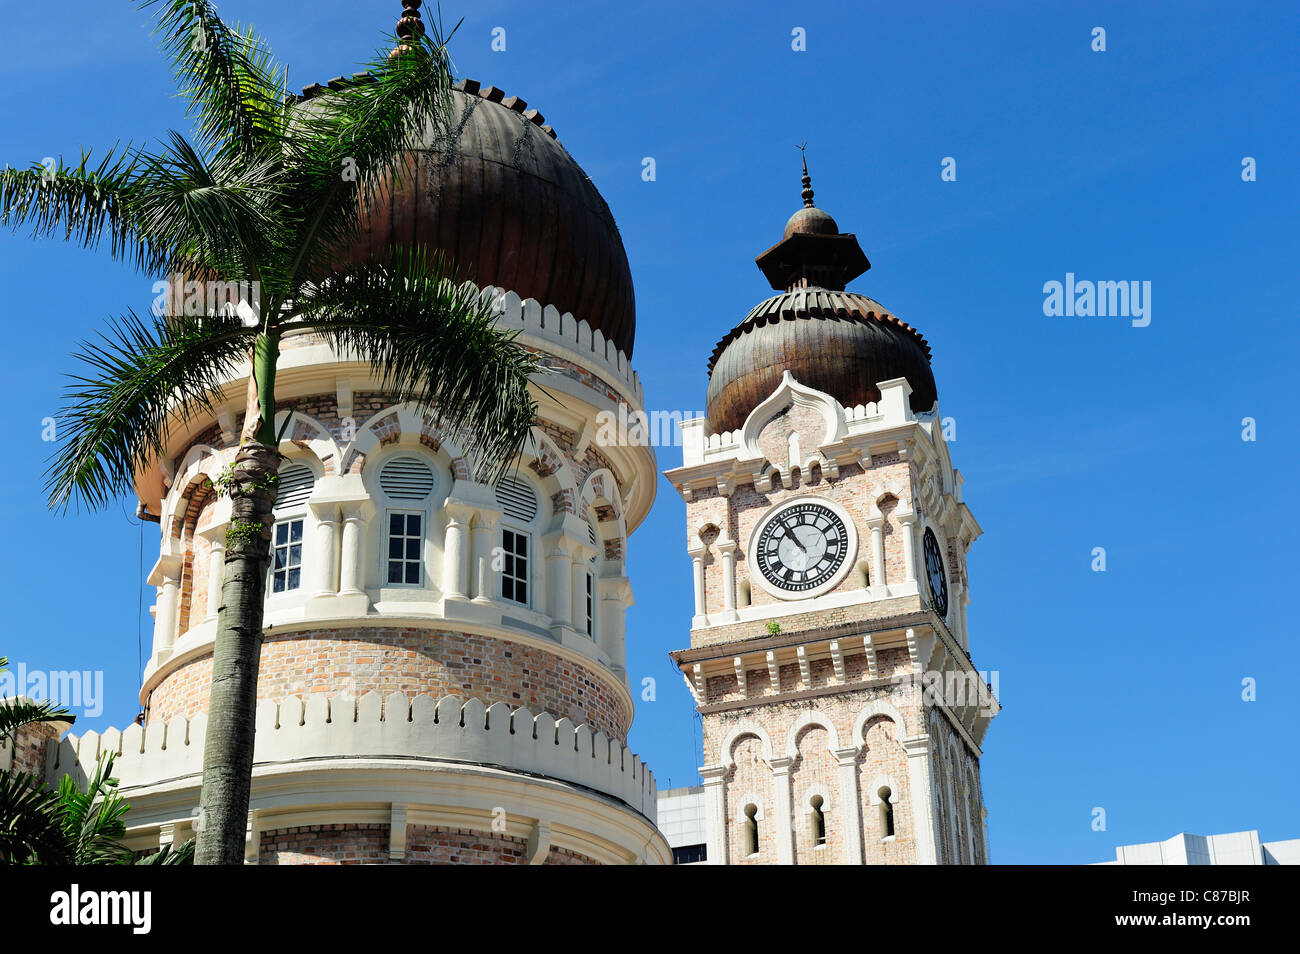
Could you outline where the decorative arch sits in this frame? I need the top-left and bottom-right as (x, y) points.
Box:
(785, 711), (841, 759)
(852, 698), (909, 749)
(719, 723), (775, 768)
(270, 410), (341, 476)
(344, 403), (470, 480)
(164, 445), (229, 541)
(578, 467), (628, 562)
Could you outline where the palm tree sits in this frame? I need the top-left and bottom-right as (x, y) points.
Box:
(0, 1), (540, 865)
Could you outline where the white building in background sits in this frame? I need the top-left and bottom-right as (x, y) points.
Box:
(1097, 830), (1300, 865)
(658, 787), (708, 864)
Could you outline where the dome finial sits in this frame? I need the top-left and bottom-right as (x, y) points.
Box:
(390, 0), (425, 58)
(798, 142), (815, 208)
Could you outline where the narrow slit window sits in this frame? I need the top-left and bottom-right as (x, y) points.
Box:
(879, 786), (895, 838)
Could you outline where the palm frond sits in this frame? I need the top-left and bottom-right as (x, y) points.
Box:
(57, 753), (133, 865)
(0, 146), (168, 273)
(0, 771), (68, 864)
(0, 699), (72, 749)
(133, 130), (287, 285)
(291, 249), (544, 483)
(139, 0), (287, 160)
(136, 838), (195, 865)
(45, 309), (256, 511)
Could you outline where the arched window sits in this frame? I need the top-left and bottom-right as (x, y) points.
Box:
(743, 804), (760, 857)
(809, 794), (827, 847)
(379, 456), (436, 586)
(878, 786), (895, 838)
(496, 474), (539, 607)
(269, 463), (315, 594)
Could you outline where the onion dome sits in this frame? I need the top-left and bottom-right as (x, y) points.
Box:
(705, 157), (936, 432)
(299, 3), (636, 355)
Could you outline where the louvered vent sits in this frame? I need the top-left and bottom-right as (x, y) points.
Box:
(495, 475), (538, 523)
(380, 457), (436, 500)
(274, 464), (316, 509)
(588, 521), (599, 564)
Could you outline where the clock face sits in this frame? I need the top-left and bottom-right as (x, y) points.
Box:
(923, 527), (949, 618)
(753, 501), (851, 596)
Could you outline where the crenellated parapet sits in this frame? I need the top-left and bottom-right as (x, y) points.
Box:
(48, 692), (658, 820)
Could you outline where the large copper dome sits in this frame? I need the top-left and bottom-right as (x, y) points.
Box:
(303, 77), (636, 356)
(705, 167), (936, 432)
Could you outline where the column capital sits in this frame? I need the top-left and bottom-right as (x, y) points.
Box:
(147, 553), (184, 586)
(687, 543), (707, 560)
(895, 508), (916, 526)
(699, 764), (729, 783)
(442, 500), (476, 525)
(717, 537), (738, 555)
(865, 515), (886, 530)
(340, 498), (376, 522)
(900, 734), (932, 758)
(769, 755), (795, 775)
(833, 746), (860, 765)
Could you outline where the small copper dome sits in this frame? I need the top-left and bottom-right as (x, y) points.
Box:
(303, 76), (637, 356)
(783, 206), (839, 238)
(705, 163), (937, 432)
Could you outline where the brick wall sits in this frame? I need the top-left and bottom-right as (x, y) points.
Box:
(147, 626), (631, 740)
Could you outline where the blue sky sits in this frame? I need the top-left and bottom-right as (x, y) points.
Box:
(1, 0), (1296, 864)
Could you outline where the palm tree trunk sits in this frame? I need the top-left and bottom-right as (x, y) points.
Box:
(194, 333), (280, 865)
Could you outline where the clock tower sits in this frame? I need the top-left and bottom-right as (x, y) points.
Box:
(667, 163), (997, 864)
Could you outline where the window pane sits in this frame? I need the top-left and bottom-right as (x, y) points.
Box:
(516, 582), (527, 604)
(406, 538), (420, 560)
(274, 549), (286, 570)
(388, 563), (403, 584)
(276, 523), (288, 544)
(406, 514), (421, 535)
(405, 563), (420, 584)
(272, 573), (285, 593)
(388, 538), (403, 560)
(389, 513), (404, 535)
(287, 568), (300, 590)
(289, 545), (301, 566)
(290, 521), (302, 542)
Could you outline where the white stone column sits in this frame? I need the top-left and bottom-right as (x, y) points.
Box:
(441, 503), (472, 600)
(688, 544), (707, 627)
(717, 538), (738, 623)
(597, 576), (630, 676)
(309, 504), (340, 598)
(897, 510), (917, 584)
(545, 537), (576, 630)
(149, 554), (183, 662)
(570, 547), (595, 636)
(770, 756), (795, 865)
(700, 765), (728, 865)
(866, 516), (886, 590)
(471, 510), (500, 604)
(338, 508), (366, 595)
(205, 540), (225, 621)
(901, 734), (940, 865)
(834, 747), (864, 864)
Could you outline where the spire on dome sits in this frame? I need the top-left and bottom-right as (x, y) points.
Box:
(390, 0), (424, 58)
(799, 143), (815, 208)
